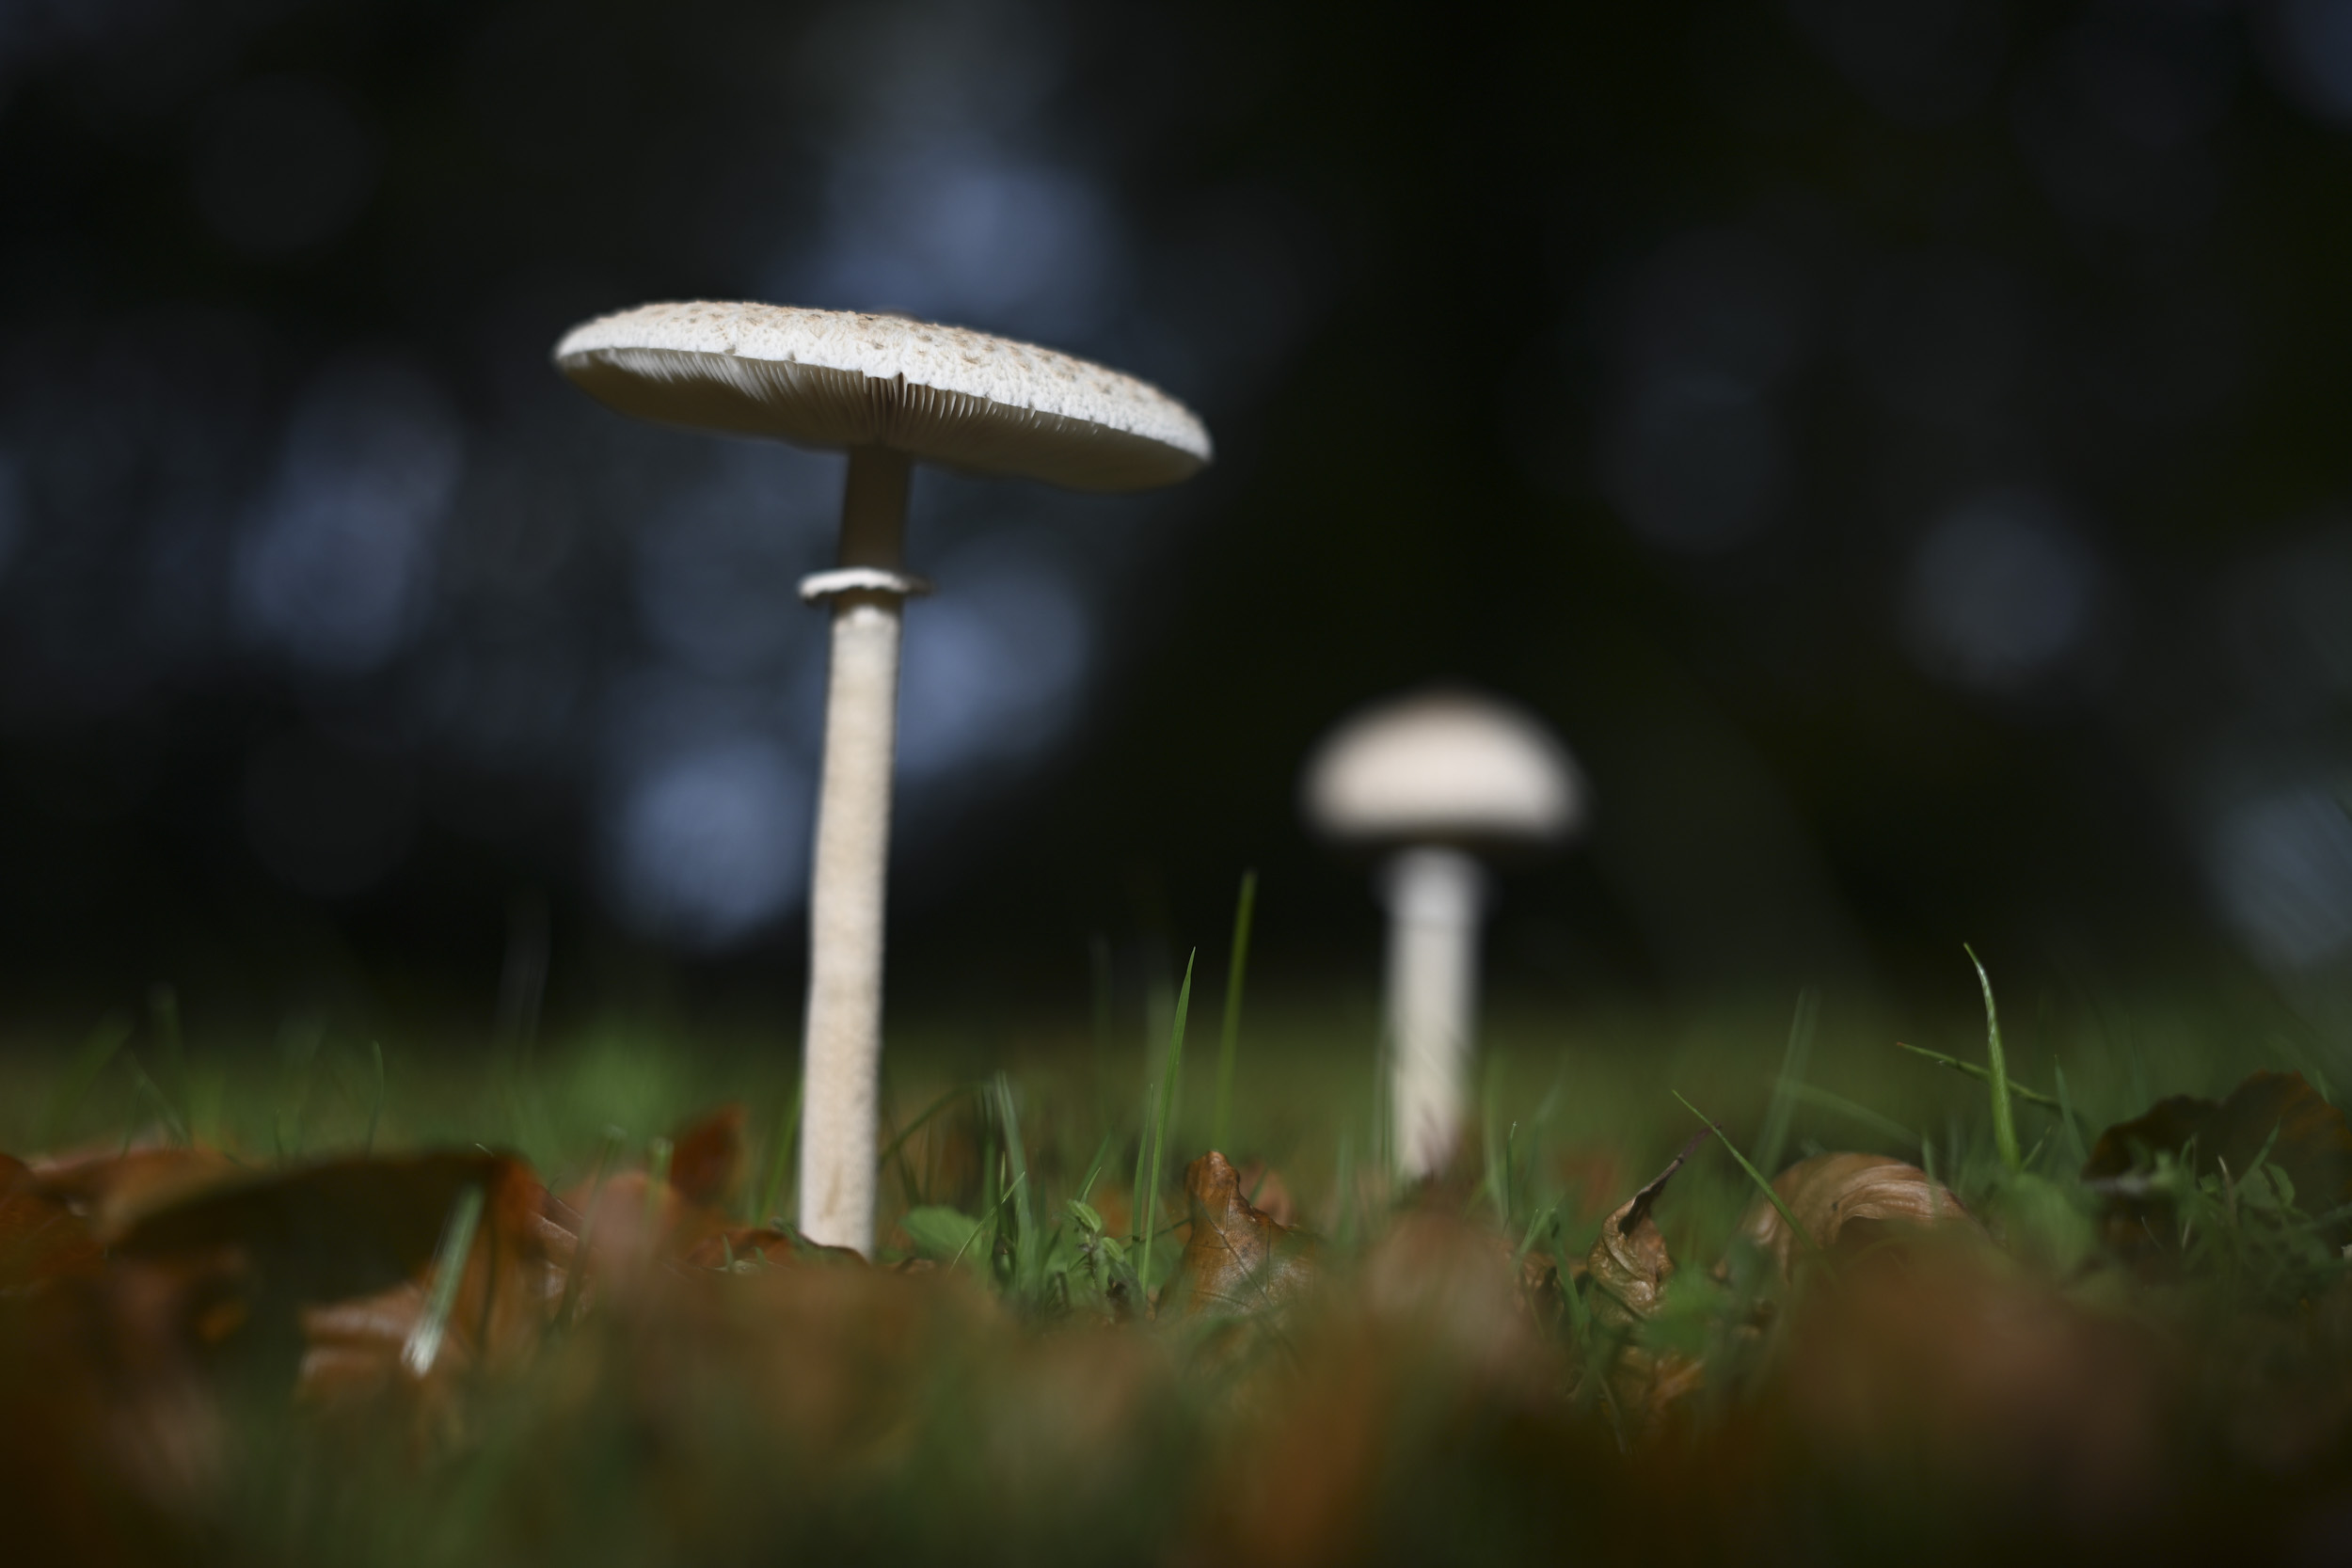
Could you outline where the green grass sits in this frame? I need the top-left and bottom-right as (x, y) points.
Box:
(5, 971), (2350, 1562)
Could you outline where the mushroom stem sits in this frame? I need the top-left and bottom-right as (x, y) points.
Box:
(797, 447), (914, 1255)
(1380, 847), (1488, 1180)
(836, 445), (911, 570)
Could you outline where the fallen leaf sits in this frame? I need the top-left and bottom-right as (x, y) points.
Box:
(1168, 1152), (1314, 1319)
(666, 1103), (748, 1212)
(1518, 1251), (1566, 1332)
(1731, 1151), (1981, 1281)
(1231, 1160), (1297, 1227)
(1583, 1138), (1692, 1327)
(561, 1169), (732, 1279)
(295, 1282), (430, 1408)
(30, 1144), (238, 1240)
(0, 1154), (103, 1291)
(1576, 1139), (1710, 1437)
(1767, 1246), (2169, 1529)
(1202, 1214), (1570, 1566)
(679, 1226), (864, 1272)
(2084, 1069), (2352, 1259)
(102, 1152), (564, 1425)
(115, 1152), (522, 1296)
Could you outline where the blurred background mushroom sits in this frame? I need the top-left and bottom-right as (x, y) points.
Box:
(553, 303), (1208, 1252)
(1, 1), (2351, 1065)
(1302, 689), (1583, 1178)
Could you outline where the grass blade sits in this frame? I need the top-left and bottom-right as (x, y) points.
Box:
(1209, 870), (1258, 1158)
(874, 1081), (976, 1174)
(1075, 1132), (1114, 1205)
(948, 1172), (1027, 1272)
(1895, 1042), (2065, 1110)
(149, 984), (188, 1136)
(755, 1080), (804, 1226)
(1783, 1081), (1918, 1149)
(123, 1051), (190, 1148)
(1965, 945), (2023, 1176)
(1333, 1130), (1357, 1252)
(993, 1073), (1037, 1294)
(644, 1136), (674, 1256)
(365, 1040), (386, 1155)
(1755, 987), (1820, 1178)
(40, 1012), (132, 1150)
(2054, 1059), (2089, 1170)
(1673, 1090), (1818, 1255)
(1138, 949), (1196, 1305)
(555, 1127), (626, 1326)
(403, 1183), (486, 1376)
(1129, 1100), (1152, 1249)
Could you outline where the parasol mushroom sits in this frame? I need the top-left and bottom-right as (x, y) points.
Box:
(1301, 689), (1583, 1180)
(555, 302), (1211, 1253)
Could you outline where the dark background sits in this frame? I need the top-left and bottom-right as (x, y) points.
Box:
(5, 0), (2352, 1045)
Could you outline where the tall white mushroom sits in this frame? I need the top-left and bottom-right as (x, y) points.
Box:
(1301, 689), (1583, 1181)
(555, 303), (1211, 1254)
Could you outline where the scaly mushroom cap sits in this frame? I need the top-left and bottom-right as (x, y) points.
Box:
(554, 301), (1211, 492)
(1303, 689), (1584, 849)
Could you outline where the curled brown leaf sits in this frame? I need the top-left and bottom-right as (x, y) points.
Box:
(1732, 1151), (1980, 1281)
(1580, 1139), (1705, 1436)
(1168, 1151), (1314, 1320)
(1583, 1136), (1694, 1327)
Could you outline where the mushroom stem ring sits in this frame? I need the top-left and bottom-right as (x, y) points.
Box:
(798, 568), (933, 602)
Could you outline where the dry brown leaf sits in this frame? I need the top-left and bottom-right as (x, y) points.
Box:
(292, 1168), (567, 1423)
(2084, 1069), (2352, 1259)
(1230, 1160), (1297, 1227)
(1197, 1214), (1569, 1567)
(1769, 1246), (2169, 1527)
(295, 1282), (430, 1408)
(1580, 1141), (1714, 1436)
(30, 1144), (238, 1240)
(1732, 1151), (1980, 1281)
(114, 1152), (527, 1294)
(1168, 1152), (1314, 1319)
(0, 1153), (103, 1292)
(666, 1103), (748, 1212)
(101, 1153), (564, 1421)
(1583, 1138), (1692, 1327)
(0, 1149), (572, 1544)
(679, 1225), (864, 1272)
(558, 1168), (733, 1279)
(1518, 1251), (1566, 1332)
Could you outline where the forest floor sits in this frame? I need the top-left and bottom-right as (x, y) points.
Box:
(3, 968), (2350, 1565)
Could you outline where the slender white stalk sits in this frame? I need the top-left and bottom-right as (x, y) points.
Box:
(797, 450), (910, 1255)
(1381, 846), (1487, 1180)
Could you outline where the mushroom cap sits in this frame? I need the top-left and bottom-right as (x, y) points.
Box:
(1301, 689), (1584, 849)
(553, 301), (1211, 492)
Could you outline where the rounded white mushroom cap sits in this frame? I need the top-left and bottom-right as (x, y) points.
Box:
(554, 301), (1211, 492)
(1302, 689), (1584, 850)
